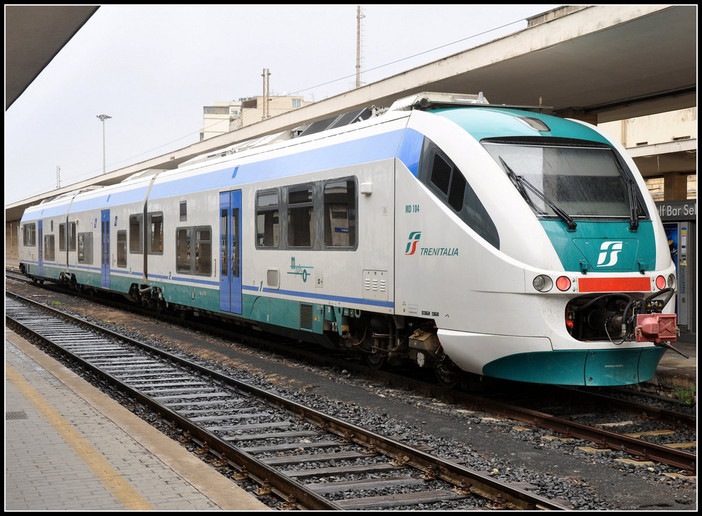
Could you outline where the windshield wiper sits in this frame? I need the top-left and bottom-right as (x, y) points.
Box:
(499, 157), (577, 231)
(626, 179), (640, 231)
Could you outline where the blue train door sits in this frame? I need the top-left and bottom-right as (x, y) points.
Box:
(219, 190), (242, 314)
(37, 220), (44, 275)
(101, 209), (110, 288)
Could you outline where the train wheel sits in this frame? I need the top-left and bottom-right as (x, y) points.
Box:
(365, 350), (386, 369)
(435, 355), (461, 389)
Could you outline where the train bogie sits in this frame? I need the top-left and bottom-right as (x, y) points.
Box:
(18, 92), (679, 387)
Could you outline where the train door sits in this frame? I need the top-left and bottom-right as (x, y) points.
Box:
(219, 190), (242, 314)
(101, 209), (110, 288)
(37, 220), (44, 275)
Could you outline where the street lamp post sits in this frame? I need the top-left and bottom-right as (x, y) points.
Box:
(96, 114), (111, 174)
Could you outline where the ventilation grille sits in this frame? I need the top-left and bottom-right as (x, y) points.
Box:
(300, 304), (314, 330)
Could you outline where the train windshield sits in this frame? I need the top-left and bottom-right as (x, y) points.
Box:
(482, 140), (645, 222)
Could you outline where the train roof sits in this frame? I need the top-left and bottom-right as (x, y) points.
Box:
(20, 92), (609, 222)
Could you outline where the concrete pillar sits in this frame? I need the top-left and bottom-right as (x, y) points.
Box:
(664, 172), (689, 200)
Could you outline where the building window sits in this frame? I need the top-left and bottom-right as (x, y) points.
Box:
(645, 177), (664, 202)
(117, 230), (127, 267)
(256, 190), (280, 248)
(324, 178), (356, 248)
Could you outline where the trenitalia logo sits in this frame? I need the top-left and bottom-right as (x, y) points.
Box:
(597, 241), (624, 267)
(405, 231), (421, 255)
(405, 231), (459, 256)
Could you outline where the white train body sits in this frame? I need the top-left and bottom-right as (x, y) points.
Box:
(19, 93), (678, 386)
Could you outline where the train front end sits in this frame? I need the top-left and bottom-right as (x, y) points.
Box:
(397, 96), (678, 386)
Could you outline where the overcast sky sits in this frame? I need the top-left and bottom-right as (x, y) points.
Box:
(5, 4), (559, 205)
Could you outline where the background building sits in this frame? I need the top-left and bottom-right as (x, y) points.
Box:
(201, 96), (305, 141)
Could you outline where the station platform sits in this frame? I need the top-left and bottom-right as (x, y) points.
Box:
(5, 329), (270, 511)
(643, 336), (697, 400)
(4, 327), (696, 511)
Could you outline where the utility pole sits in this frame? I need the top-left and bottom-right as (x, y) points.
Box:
(96, 114), (111, 174)
(356, 6), (364, 88)
(261, 68), (270, 120)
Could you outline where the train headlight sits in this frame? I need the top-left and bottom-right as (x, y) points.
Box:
(532, 275), (553, 292)
(655, 275), (667, 290)
(667, 274), (676, 289)
(556, 276), (572, 291)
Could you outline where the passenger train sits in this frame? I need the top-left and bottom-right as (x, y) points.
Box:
(18, 92), (679, 387)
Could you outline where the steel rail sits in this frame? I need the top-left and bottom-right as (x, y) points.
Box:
(452, 391), (696, 474)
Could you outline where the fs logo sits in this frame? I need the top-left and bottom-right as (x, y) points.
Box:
(596, 241), (623, 267)
(405, 231), (421, 255)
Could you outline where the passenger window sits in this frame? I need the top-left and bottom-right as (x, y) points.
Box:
(324, 178), (356, 248)
(59, 223), (66, 251)
(256, 190), (280, 248)
(431, 154), (452, 195)
(129, 214), (143, 253)
(77, 232), (93, 264)
(147, 212), (163, 255)
(419, 138), (500, 249)
(23, 223), (36, 247)
(176, 228), (191, 273)
(44, 234), (55, 261)
(288, 185), (314, 247)
(176, 226), (212, 276)
(69, 222), (76, 251)
(196, 228), (212, 275)
(117, 230), (127, 267)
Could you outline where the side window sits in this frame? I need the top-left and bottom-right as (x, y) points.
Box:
(179, 201), (187, 222)
(287, 184), (314, 248)
(117, 230), (127, 267)
(23, 223), (36, 247)
(69, 222), (76, 251)
(419, 138), (500, 249)
(176, 228), (191, 273)
(324, 178), (356, 248)
(256, 190), (280, 248)
(129, 214), (143, 253)
(147, 212), (163, 255)
(176, 226), (212, 275)
(196, 227), (212, 275)
(59, 223), (66, 251)
(77, 232), (93, 264)
(44, 234), (55, 261)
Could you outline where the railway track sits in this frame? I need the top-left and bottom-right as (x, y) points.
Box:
(6, 270), (696, 478)
(6, 292), (567, 511)
(458, 386), (696, 475)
